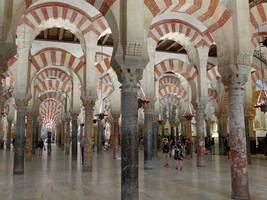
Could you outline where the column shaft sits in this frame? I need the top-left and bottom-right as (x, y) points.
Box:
(144, 109), (153, 169)
(25, 116), (33, 161)
(229, 81), (250, 200)
(6, 120), (12, 151)
(13, 101), (26, 174)
(83, 100), (94, 172)
(72, 117), (78, 160)
(97, 120), (103, 153)
(196, 105), (206, 167)
(121, 83), (139, 200)
(113, 113), (120, 159)
(65, 120), (70, 155)
(61, 123), (65, 150)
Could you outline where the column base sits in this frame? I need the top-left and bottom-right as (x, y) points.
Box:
(13, 168), (24, 175)
(231, 194), (250, 200)
(144, 160), (153, 170)
(197, 159), (205, 167)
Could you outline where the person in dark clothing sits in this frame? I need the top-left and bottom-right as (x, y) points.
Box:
(174, 142), (184, 170)
(47, 132), (52, 156)
(38, 139), (44, 156)
(162, 139), (170, 167)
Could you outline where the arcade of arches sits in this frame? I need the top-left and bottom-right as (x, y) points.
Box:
(0, 0), (267, 200)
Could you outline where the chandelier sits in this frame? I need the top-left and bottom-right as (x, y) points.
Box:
(181, 85), (195, 120)
(137, 84), (150, 108)
(95, 77), (107, 120)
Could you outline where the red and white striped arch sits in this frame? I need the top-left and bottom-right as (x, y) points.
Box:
(98, 73), (114, 98)
(25, 0), (116, 16)
(154, 59), (198, 81)
(251, 69), (267, 85)
(145, 0), (231, 34)
(40, 98), (62, 124)
(35, 79), (72, 96)
(35, 67), (72, 95)
(17, 3), (110, 46)
(250, 3), (267, 32)
(96, 57), (111, 74)
(95, 52), (111, 63)
(159, 85), (188, 101)
(160, 94), (180, 106)
(149, 20), (213, 49)
(159, 75), (180, 88)
(207, 66), (221, 82)
(7, 48), (85, 77)
(39, 91), (66, 103)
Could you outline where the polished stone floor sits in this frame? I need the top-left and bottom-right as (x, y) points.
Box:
(0, 146), (267, 200)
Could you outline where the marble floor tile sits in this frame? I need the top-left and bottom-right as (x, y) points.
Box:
(0, 146), (267, 200)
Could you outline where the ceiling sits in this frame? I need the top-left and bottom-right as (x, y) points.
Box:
(36, 28), (113, 46)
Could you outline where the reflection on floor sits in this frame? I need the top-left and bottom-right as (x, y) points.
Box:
(0, 146), (267, 200)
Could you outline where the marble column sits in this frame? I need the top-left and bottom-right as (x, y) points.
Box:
(25, 113), (33, 161)
(121, 71), (139, 200)
(61, 122), (65, 150)
(65, 119), (70, 155)
(170, 126), (175, 140)
(113, 113), (120, 159)
(152, 120), (158, 157)
(13, 100), (26, 175)
(186, 120), (192, 141)
(6, 120), (12, 151)
(97, 120), (103, 153)
(83, 99), (95, 172)
(244, 116), (251, 165)
(32, 121), (39, 155)
(218, 116), (228, 155)
(72, 114), (78, 160)
(228, 75), (250, 200)
(144, 104), (153, 170)
(196, 104), (206, 167)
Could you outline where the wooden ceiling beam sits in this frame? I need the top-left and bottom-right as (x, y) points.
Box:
(59, 28), (64, 41)
(165, 41), (178, 51)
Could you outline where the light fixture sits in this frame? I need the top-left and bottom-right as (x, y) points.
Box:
(181, 80), (195, 120)
(137, 84), (150, 108)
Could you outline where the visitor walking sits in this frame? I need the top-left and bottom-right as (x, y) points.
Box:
(38, 139), (44, 156)
(162, 138), (170, 167)
(174, 142), (184, 170)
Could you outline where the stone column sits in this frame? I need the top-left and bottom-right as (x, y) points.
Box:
(97, 120), (103, 153)
(218, 115), (228, 155)
(228, 75), (250, 200)
(65, 119), (70, 155)
(121, 69), (141, 200)
(170, 125), (175, 140)
(144, 104), (153, 170)
(244, 115), (251, 165)
(186, 119), (192, 142)
(72, 114), (78, 160)
(83, 98), (95, 172)
(112, 113), (120, 159)
(196, 103), (206, 167)
(152, 119), (158, 157)
(25, 113), (33, 161)
(61, 122), (65, 150)
(6, 120), (12, 151)
(32, 121), (39, 155)
(13, 100), (26, 175)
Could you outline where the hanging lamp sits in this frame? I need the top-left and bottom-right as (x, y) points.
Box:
(181, 81), (195, 120)
(254, 29), (267, 113)
(137, 84), (150, 108)
(157, 112), (165, 124)
(95, 77), (108, 120)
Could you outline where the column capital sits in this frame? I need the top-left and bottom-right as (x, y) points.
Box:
(144, 102), (154, 115)
(82, 97), (96, 110)
(112, 112), (120, 120)
(71, 113), (79, 120)
(15, 99), (27, 112)
(120, 68), (143, 93)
